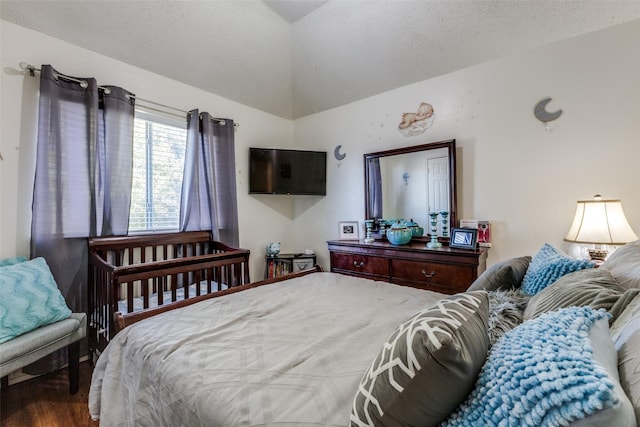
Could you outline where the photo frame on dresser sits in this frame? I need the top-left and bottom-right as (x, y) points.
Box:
(339, 221), (359, 239)
(449, 227), (478, 250)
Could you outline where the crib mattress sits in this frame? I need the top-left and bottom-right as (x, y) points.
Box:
(116, 282), (229, 314)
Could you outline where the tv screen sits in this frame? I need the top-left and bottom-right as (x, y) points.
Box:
(249, 148), (327, 195)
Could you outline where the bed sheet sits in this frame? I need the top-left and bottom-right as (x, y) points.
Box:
(89, 272), (445, 426)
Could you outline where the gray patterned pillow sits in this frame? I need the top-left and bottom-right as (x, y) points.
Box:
(466, 256), (531, 292)
(350, 291), (489, 427)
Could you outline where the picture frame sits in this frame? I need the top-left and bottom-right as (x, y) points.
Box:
(459, 219), (492, 247)
(449, 227), (478, 250)
(339, 221), (359, 240)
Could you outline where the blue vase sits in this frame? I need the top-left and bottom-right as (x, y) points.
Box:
(386, 221), (412, 245)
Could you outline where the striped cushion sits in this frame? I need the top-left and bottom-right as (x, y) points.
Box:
(523, 268), (627, 322)
(602, 240), (640, 290)
(611, 293), (640, 340)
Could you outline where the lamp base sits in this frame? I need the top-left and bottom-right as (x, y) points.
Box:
(587, 248), (608, 261)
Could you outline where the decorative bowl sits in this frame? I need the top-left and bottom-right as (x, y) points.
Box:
(405, 219), (424, 237)
(386, 221), (412, 245)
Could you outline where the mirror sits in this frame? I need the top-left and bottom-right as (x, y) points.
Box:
(364, 139), (457, 237)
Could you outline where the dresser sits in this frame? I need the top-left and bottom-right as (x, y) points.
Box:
(327, 240), (488, 295)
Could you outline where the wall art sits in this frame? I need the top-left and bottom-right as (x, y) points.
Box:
(398, 102), (435, 137)
(534, 97), (563, 129)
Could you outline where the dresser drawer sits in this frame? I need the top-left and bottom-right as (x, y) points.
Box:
(330, 252), (389, 277)
(391, 259), (474, 293)
(327, 240), (487, 293)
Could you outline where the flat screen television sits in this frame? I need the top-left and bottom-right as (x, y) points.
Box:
(249, 147), (327, 195)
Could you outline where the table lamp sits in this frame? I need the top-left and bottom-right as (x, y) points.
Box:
(564, 195), (638, 260)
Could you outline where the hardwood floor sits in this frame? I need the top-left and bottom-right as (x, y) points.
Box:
(0, 361), (98, 427)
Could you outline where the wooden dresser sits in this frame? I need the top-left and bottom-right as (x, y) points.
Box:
(327, 239), (488, 295)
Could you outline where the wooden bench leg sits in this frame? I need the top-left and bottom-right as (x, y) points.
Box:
(68, 341), (80, 394)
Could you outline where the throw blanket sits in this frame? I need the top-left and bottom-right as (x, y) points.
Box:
(89, 272), (444, 426)
(442, 307), (617, 426)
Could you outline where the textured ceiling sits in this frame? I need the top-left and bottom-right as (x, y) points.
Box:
(2, 1), (640, 119)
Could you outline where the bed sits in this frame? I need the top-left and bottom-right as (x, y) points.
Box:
(89, 269), (449, 425)
(87, 231), (251, 359)
(89, 242), (640, 426)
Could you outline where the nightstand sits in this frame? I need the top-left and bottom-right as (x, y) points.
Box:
(264, 253), (317, 279)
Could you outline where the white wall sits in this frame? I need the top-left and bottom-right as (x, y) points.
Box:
(2, 19), (639, 276)
(292, 19), (640, 266)
(0, 20), (295, 278)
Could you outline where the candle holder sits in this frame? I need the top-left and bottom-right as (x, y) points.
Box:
(364, 219), (375, 243)
(379, 219), (387, 237)
(440, 211), (449, 238)
(427, 212), (442, 248)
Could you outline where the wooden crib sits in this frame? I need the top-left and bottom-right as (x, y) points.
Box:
(88, 231), (250, 358)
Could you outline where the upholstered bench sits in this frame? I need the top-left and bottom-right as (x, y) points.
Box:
(1, 256), (87, 394)
(0, 313), (86, 394)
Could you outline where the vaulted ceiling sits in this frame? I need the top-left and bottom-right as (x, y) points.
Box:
(2, 1), (640, 119)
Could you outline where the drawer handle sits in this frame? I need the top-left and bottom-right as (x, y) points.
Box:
(353, 261), (365, 268)
(422, 269), (436, 278)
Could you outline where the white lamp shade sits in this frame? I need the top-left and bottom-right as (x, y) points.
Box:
(564, 199), (638, 245)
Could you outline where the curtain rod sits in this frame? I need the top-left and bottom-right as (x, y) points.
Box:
(20, 63), (239, 128)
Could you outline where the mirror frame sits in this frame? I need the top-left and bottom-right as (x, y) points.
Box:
(364, 139), (457, 236)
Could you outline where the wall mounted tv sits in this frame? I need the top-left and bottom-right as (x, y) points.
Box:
(249, 147), (327, 196)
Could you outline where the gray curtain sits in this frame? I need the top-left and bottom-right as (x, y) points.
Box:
(180, 110), (239, 247)
(368, 158), (383, 219)
(29, 65), (134, 372)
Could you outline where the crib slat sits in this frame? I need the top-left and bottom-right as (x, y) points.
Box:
(157, 276), (164, 306)
(171, 273), (178, 302)
(214, 266), (222, 290)
(182, 269), (189, 299)
(126, 281), (134, 313)
(207, 267), (213, 293)
(142, 278), (150, 309)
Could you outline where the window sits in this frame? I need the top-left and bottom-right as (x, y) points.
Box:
(128, 110), (187, 233)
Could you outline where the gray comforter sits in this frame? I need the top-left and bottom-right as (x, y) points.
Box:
(89, 272), (444, 426)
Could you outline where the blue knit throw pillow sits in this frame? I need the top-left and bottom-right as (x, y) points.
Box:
(521, 243), (593, 295)
(441, 307), (617, 427)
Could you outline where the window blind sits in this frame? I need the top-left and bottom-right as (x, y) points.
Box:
(129, 110), (187, 233)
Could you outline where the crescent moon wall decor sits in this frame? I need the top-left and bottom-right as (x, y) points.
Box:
(334, 145), (346, 161)
(534, 97), (563, 123)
